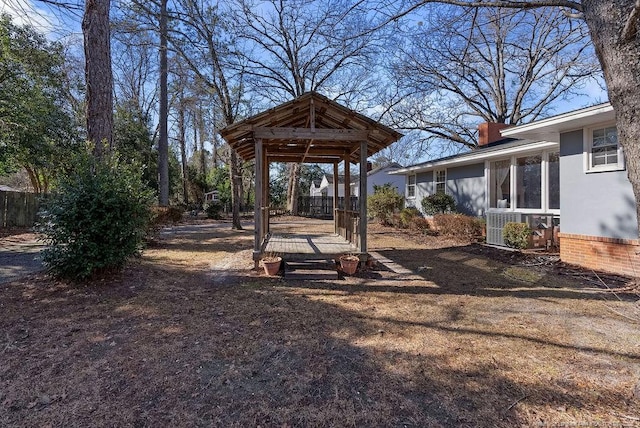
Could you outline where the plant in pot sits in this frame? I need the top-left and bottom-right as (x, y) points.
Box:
(339, 254), (360, 275)
(261, 253), (282, 276)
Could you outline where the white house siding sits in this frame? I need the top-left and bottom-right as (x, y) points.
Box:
(560, 129), (638, 239)
(447, 164), (486, 216)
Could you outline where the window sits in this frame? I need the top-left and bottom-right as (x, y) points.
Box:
(435, 170), (446, 194)
(407, 174), (416, 198)
(586, 125), (624, 171)
(489, 151), (559, 212)
(516, 155), (542, 209)
(490, 160), (511, 209)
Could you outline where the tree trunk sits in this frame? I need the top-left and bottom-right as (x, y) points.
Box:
(198, 109), (207, 180)
(82, 0), (113, 159)
(230, 148), (243, 230)
(178, 102), (189, 205)
(583, 0), (640, 235)
(286, 163), (301, 215)
(157, 0), (169, 206)
(24, 166), (40, 194)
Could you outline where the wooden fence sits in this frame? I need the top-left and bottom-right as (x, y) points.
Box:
(0, 191), (41, 228)
(297, 196), (358, 219)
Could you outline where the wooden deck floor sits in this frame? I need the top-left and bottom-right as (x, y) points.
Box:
(264, 233), (358, 260)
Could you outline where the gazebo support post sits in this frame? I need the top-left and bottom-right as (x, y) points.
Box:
(253, 138), (263, 268)
(263, 146), (269, 236)
(333, 161), (339, 234)
(359, 140), (368, 258)
(343, 154), (351, 244)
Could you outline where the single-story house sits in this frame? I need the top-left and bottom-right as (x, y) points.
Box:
(310, 173), (347, 197)
(391, 103), (639, 277)
(310, 163), (405, 198)
(350, 162), (405, 197)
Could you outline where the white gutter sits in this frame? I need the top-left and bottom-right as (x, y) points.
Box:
(390, 141), (558, 175)
(501, 103), (613, 140)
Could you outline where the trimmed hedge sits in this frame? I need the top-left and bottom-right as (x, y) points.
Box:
(399, 207), (422, 228)
(421, 193), (456, 215)
(433, 213), (484, 239)
(503, 222), (532, 249)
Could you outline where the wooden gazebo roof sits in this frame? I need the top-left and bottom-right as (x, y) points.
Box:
(219, 92), (403, 164)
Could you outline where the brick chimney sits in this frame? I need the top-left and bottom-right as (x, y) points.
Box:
(478, 122), (510, 147)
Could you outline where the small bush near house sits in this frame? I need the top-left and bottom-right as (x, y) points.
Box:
(399, 207), (422, 228)
(503, 222), (532, 249)
(433, 213), (484, 239)
(38, 150), (154, 280)
(368, 184), (403, 226)
(150, 206), (184, 226)
(205, 201), (223, 219)
(421, 193), (457, 215)
(409, 216), (431, 234)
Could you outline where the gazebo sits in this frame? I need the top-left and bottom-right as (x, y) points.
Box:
(219, 92), (403, 266)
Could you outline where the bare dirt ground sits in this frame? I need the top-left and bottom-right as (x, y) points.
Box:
(1, 217), (639, 427)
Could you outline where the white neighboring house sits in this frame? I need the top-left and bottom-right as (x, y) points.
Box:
(349, 162), (405, 197)
(309, 164), (406, 198)
(309, 174), (347, 197)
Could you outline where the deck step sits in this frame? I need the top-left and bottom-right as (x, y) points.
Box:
(284, 260), (339, 281)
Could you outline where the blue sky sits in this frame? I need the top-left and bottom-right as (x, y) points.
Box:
(2, 0), (610, 166)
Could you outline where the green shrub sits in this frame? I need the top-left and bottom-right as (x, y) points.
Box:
(503, 222), (532, 249)
(433, 213), (484, 239)
(38, 150), (154, 280)
(150, 206), (184, 226)
(205, 201), (222, 219)
(421, 193), (457, 215)
(399, 207), (422, 228)
(367, 184), (403, 226)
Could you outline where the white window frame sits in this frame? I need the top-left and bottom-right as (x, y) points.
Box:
(584, 123), (624, 173)
(434, 169), (447, 194)
(407, 174), (416, 199)
(487, 150), (560, 215)
(488, 157), (513, 211)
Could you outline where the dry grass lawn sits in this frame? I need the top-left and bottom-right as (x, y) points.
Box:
(1, 217), (639, 427)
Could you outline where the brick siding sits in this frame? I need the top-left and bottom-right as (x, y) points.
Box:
(558, 232), (640, 277)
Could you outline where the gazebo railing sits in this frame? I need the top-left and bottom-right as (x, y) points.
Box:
(335, 209), (360, 250)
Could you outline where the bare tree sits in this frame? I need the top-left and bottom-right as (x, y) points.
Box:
(157, 0), (169, 205)
(377, 0), (640, 238)
(235, 0), (383, 214)
(111, 32), (158, 123)
(382, 6), (598, 155)
(169, 0), (247, 229)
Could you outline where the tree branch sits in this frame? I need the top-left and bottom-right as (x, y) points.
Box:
(621, 0), (640, 42)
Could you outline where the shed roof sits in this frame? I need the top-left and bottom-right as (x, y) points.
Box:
(219, 92), (403, 164)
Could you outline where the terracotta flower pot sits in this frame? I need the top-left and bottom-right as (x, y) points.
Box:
(339, 255), (359, 275)
(262, 257), (282, 276)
